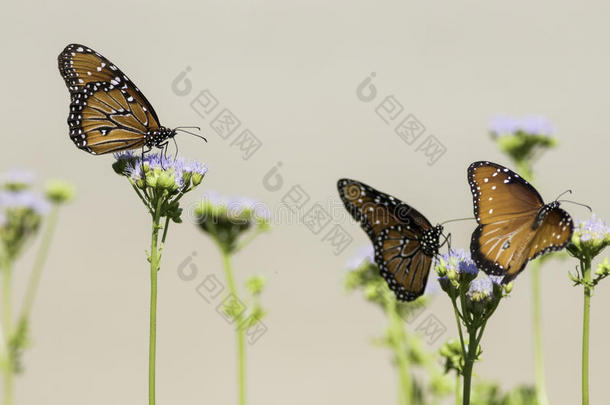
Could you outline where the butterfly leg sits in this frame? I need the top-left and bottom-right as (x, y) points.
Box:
(139, 145), (152, 178)
(155, 142), (169, 169)
(439, 232), (452, 253)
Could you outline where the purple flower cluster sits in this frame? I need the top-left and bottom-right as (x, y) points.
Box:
(575, 214), (610, 243)
(437, 249), (479, 276)
(489, 115), (554, 137)
(203, 191), (270, 221)
(114, 152), (208, 189)
(0, 191), (50, 215)
(1, 169), (35, 187)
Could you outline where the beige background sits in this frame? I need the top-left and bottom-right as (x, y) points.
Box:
(1, 0), (609, 404)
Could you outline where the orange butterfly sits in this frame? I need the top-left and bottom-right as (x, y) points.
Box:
(468, 161), (573, 282)
(338, 178), (447, 301)
(58, 44), (200, 155)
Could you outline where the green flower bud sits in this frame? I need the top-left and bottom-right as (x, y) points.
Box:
(191, 171), (204, 186)
(44, 180), (75, 204)
(246, 276), (266, 296)
(157, 170), (176, 190)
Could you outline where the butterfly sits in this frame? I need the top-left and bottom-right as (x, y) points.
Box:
(468, 161), (574, 282)
(58, 43), (198, 155)
(338, 178), (447, 301)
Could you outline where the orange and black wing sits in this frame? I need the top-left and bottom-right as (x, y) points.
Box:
(468, 161), (543, 276)
(338, 178), (436, 301)
(58, 44), (162, 154)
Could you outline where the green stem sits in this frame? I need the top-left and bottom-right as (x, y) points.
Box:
(1, 260), (14, 405)
(531, 260), (550, 405)
(221, 249), (246, 405)
(451, 298), (467, 357)
(455, 374), (461, 405)
(234, 228), (265, 254)
(581, 257), (592, 405)
(387, 300), (412, 405)
(462, 328), (478, 405)
(20, 205), (60, 321)
(148, 197), (164, 405)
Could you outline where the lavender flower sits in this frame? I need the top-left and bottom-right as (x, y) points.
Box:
(113, 152), (208, 191)
(466, 274), (494, 302)
(194, 192), (270, 253)
(436, 249), (478, 280)
(569, 214), (610, 261)
(574, 214), (610, 243)
(0, 191), (50, 215)
(489, 115), (554, 137)
(2, 169), (35, 191)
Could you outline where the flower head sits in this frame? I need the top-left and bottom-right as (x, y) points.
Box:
(113, 152), (208, 192)
(194, 191), (270, 253)
(575, 214), (610, 243)
(45, 179), (76, 205)
(0, 191), (49, 259)
(489, 115), (554, 137)
(113, 152), (207, 222)
(569, 214), (610, 260)
(436, 249), (478, 281)
(0, 191), (50, 215)
(466, 275), (494, 302)
(489, 115), (557, 173)
(2, 169), (35, 191)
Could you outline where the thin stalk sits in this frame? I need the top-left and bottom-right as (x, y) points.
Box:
(581, 257), (592, 405)
(20, 205), (60, 321)
(461, 328), (478, 405)
(531, 260), (550, 405)
(455, 374), (461, 405)
(451, 299), (466, 356)
(221, 249), (246, 405)
(148, 196), (164, 405)
(1, 260), (14, 405)
(387, 300), (412, 405)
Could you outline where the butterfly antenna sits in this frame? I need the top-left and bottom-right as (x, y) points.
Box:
(174, 126), (207, 142)
(558, 199), (593, 212)
(554, 189), (573, 201)
(440, 216), (475, 226)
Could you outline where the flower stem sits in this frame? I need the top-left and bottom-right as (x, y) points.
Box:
(221, 249), (246, 405)
(531, 260), (550, 405)
(581, 257), (592, 405)
(1, 260), (14, 405)
(455, 374), (461, 405)
(386, 300), (412, 405)
(461, 329), (478, 405)
(20, 205), (60, 322)
(148, 197), (164, 405)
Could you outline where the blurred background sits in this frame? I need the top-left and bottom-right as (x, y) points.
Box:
(1, 0), (609, 404)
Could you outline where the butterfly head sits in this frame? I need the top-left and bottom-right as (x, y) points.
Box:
(146, 126), (175, 148)
(421, 224), (444, 256)
(533, 200), (561, 229)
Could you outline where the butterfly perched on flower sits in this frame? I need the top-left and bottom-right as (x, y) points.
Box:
(338, 178), (448, 301)
(468, 161), (574, 282)
(58, 44), (200, 155)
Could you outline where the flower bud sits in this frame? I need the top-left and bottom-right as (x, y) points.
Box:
(44, 180), (75, 204)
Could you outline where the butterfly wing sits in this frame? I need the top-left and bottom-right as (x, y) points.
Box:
(58, 44), (162, 154)
(468, 161), (573, 280)
(468, 161), (544, 276)
(338, 178), (436, 301)
(505, 206), (574, 281)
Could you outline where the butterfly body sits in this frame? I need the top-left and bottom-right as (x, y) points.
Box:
(468, 161), (573, 282)
(338, 178), (445, 301)
(58, 44), (176, 155)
